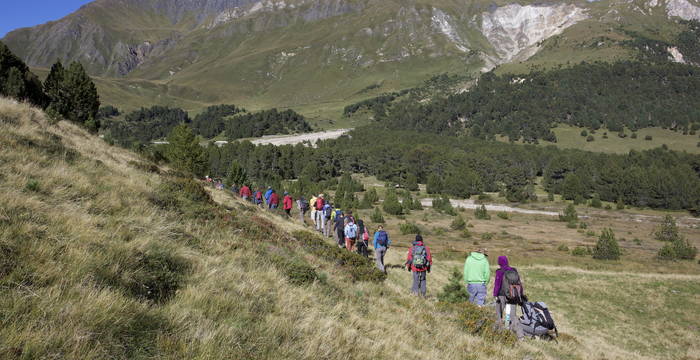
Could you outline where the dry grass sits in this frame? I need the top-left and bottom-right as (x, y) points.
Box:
(1, 97), (698, 360)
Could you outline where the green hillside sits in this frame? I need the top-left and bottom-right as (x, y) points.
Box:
(2, 98), (699, 359)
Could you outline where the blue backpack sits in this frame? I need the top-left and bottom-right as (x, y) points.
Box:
(323, 204), (333, 219)
(345, 223), (358, 239)
(376, 231), (388, 247)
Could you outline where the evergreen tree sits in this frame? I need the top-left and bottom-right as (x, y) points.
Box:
(4, 67), (25, 99)
(404, 173), (419, 191)
(44, 61), (69, 116)
(166, 125), (208, 176)
(64, 62), (100, 131)
(437, 268), (471, 303)
(225, 161), (248, 187)
(559, 203), (578, 223)
(426, 174), (443, 194)
(370, 207), (385, 223)
(657, 237), (697, 260)
(561, 173), (586, 200)
(365, 188), (379, 204)
(474, 204), (490, 220)
(382, 190), (403, 215)
(0, 41), (46, 106)
(590, 195), (602, 208)
(450, 215), (466, 230)
(654, 215), (680, 242)
(592, 228), (621, 260)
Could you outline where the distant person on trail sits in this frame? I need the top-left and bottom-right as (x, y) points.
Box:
(239, 184), (252, 201)
(333, 208), (344, 247)
(344, 210), (356, 225)
(464, 248), (490, 306)
(315, 194), (325, 233)
(269, 190), (279, 210)
(297, 196), (309, 223)
(254, 189), (264, 207)
(283, 192), (293, 216)
(264, 186), (274, 206)
(493, 256), (524, 331)
(310, 195), (318, 227)
(344, 218), (359, 252)
(373, 225), (390, 272)
(322, 202), (333, 237)
(406, 235), (432, 297)
(231, 184), (239, 195)
(356, 219), (369, 258)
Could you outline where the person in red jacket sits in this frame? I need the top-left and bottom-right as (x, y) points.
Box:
(239, 184), (252, 201)
(269, 190), (280, 210)
(405, 235), (433, 297)
(283, 192), (293, 216)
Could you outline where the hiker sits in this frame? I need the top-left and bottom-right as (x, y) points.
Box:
(344, 218), (359, 252)
(373, 225), (390, 272)
(322, 202), (333, 237)
(494, 256), (525, 332)
(254, 189), (264, 207)
(406, 235), (432, 297)
(356, 219), (369, 257)
(315, 194), (325, 232)
(231, 183), (239, 195)
(269, 190), (279, 210)
(297, 196), (309, 223)
(464, 248), (490, 306)
(264, 186), (274, 206)
(239, 184), (252, 201)
(283, 192), (293, 216)
(344, 210), (356, 224)
(333, 208), (345, 247)
(309, 195), (318, 226)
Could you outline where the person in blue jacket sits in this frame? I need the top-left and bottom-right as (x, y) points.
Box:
(373, 225), (390, 273)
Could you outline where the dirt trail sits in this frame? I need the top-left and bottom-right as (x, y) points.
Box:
(526, 265), (700, 280)
(421, 198), (559, 217)
(250, 128), (352, 146)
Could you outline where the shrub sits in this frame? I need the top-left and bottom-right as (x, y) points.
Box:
(433, 195), (456, 215)
(547, 192), (554, 202)
(271, 254), (319, 286)
(382, 190), (403, 215)
(616, 198), (625, 210)
(400, 222), (422, 235)
(586, 135), (595, 142)
(585, 230), (596, 237)
(631, 132), (638, 139)
(578, 222), (588, 229)
(370, 207), (385, 223)
(592, 228), (621, 260)
(481, 232), (494, 241)
(413, 198), (423, 210)
(474, 205), (490, 220)
(437, 268), (470, 303)
(450, 216), (466, 230)
(645, 135), (653, 141)
(657, 237), (698, 260)
(566, 221), (578, 229)
(462, 229), (472, 239)
(559, 203), (578, 223)
(571, 246), (589, 256)
(590, 195), (602, 208)
(654, 215), (679, 242)
(496, 212), (510, 220)
(580, 130), (588, 137)
(433, 227), (447, 236)
(557, 244), (570, 252)
(24, 179), (40, 193)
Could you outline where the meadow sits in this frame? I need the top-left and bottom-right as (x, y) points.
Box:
(1, 97), (698, 359)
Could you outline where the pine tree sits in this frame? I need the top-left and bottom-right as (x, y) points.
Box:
(426, 174), (443, 194)
(64, 62), (100, 130)
(44, 61), (69, 116)
(166, 125), (208, 176)
(654, 215), (680, 242)
(592, 228), (621, 260)
(365, 188), (379, 204)
(225, 161), (248, 187)
(404, 173), (419, 191)
(559, 203), (578, 223)
(382, 190), (403, 215)
(370, 207), (385, 223)
(474, 204), (490, 220)
(450, 215), (466, 230)
(4, 67), (25, 99)
(0, 41), (46, 106)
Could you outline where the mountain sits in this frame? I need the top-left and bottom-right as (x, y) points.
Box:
(4, 0), (700, 118)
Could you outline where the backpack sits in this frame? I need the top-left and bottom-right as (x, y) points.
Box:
(323, 204), (333, 219)
(411, 245), (428, 269)
(376, 231), (388, 247)
(363, 228), (370, 242)
(502, 269), (524, 304)
(520, 301), (557, 338)
(345, 223), (358, 239)
(315, 198), (325, 210)
(300, 198), (309, 211)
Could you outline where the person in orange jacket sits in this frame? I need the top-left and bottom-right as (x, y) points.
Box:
(405, 235), (433, 297)
(283, 192), (293, 216)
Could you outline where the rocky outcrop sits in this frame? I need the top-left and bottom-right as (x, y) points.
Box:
(666, 0), (700, 20)
(481, 3), (588, 63)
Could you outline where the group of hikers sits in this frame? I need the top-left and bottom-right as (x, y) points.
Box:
(207, 178), (556, 339)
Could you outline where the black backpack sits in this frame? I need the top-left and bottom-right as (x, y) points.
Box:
(501, 269), (524, 304)
(520, 301), (558, 338)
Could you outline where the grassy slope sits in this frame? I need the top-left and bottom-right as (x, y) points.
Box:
(2, 98), (699, 359)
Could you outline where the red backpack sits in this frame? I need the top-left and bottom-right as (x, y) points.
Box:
(315, 198), (325, 210)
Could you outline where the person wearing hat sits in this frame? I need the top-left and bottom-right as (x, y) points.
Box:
(405, 235), (432, 297)
(463, 248), (490, 306)
(283, 191), (293, 217)
(314, 194), (325, 233)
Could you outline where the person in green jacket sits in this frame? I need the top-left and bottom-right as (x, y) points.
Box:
(464, 248), (490, 306)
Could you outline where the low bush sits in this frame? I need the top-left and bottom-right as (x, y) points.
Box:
(450, 216), (466, 230)
(438, 268), (470, 303)
(474, 205), (490, 220)
(496, 212), (510, 220)
(657, 237), (698, 260)
(400, 222), (422, 235)
(592, 228), (621, 260)
(559, 204), (578, 223)
(557, 244), (570, 252)
(571, 246), (590, 256)
(370, 207), (385, 223)
(480, 233), (494, 241)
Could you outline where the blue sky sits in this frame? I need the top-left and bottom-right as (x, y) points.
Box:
(0, 0), (93, 38)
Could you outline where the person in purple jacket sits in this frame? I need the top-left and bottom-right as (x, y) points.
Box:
(493, 256), (522, 330)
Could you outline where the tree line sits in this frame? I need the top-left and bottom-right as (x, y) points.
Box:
(193, 126), (700, 213)
(0, 41), (99, 130)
